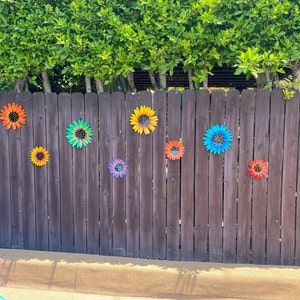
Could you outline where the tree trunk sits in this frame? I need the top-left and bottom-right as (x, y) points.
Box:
(14, 76), (26, 93)
(256, 72), (272, 88)
(85, 76), (92, 93)
(188, 68), (194, 90)
(118, 75), (127, 92)
(148, 71), (158, 91)
(294, 66), (300, 80)
(42, 71), (52, 93)
(95, 78), (104, 93)
(159, 72), (167, 90)
(202, 77), (208, 89)
(127, 72), (136, 92)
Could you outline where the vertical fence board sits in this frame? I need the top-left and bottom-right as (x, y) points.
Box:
(296, 92), (300, 264)
(8, 92), (23, 249)
(252, 89), (270, 264)
(209, 90), (225, 262)
(71, 93), (86, 253)
(0, 92), (11, 248)
(267, 90), (285, 264)
(194, 90), (210, 261)
(20, 92), (35, 250)
(237, 90), (255, 263)
(46, 93), (61, 252)
(126, 93), (140, 258)
(166, 90), (181, 260)
(281, 93), (299, 265)
(139, 91), (153, 258)
(181, 90), (195, 261)
(58, 93), (73, 252)
(112, 92), (126, 256)
(85, 93), (99, 254)
(32, 93), (48, 250)
(153, 91), (167, 260)
(223, 89), (240, 263)
(99, 93), (113, 255)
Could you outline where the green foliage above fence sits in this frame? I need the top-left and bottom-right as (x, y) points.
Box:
(0, 0), (299, 92)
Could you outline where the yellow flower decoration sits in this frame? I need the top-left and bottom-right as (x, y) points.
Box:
(30, 146), (49, 167)
(130, 105), (158, 134)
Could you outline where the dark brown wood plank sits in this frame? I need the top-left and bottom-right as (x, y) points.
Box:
(99, 93), (113, 255)
(85, 93), (99, 254)
(45, 93), (61, 252)
(20, 92), (36, 250)
(32, 92), (48, 250)
(281, 92), (299, 265)
(208, 90), (225, 262)
(223, 89), (240, 263)
(7, 92), (23, 249)
(166, 90), (181, 260)
(71, 93), (86, 253)
(237, 90), (255, 263)
(58, 93), (73, 252)
(0, 92), (11, 248)
(152, 91), (167, 260)
(126, 93), (140, 258)
(139, 91), (153, 258)
(194, 90), (210, 262)
(251, 89), (271, 264)
(111, 92), (126, 256)
(181, 90), (195, 261)
(267, 90), (285, 265)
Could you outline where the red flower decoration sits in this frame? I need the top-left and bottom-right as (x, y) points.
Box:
(248, 159), (268, 180)
(165, 140), (185, 160)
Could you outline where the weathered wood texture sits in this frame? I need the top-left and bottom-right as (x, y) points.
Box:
(0, 90), (298, 266)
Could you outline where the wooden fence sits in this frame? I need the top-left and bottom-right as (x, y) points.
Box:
(0, 90), (300, 265)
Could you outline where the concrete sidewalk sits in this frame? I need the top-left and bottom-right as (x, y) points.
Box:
(0, 249), (300, 299)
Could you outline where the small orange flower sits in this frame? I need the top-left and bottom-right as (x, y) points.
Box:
(248, 159), (268, 180)
(0, 102), (26, 130)
(165, 140), (185, 160)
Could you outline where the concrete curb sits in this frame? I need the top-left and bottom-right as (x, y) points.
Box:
(0, 249), (300, 299)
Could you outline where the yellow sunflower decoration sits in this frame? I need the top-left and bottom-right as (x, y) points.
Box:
(30, 146), (49, 167)
(130, 105), (158, 134)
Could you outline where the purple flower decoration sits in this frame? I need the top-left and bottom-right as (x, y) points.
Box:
(108, 158), (128, 178)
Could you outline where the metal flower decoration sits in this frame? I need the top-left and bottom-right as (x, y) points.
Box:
(130, 105), (158, 134)
(31, 146), (49, 167)
(248, 159), (268, 180)
(165, 140), (185, 160)
(203, 124), (233, 155)
(0, 102), (26, 130)
(66, 119), (93, 148)
(108, 158), (128, 178)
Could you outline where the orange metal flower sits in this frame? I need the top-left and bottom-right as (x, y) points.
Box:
(248, 159), (268, 180)
(165, 140), (185, 160)
(0, 102), (26, 130)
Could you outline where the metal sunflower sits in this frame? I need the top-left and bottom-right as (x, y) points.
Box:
(165, 140), (185, 160)
(108, 158), (128, 178)
(203, 124), (233, 155)
(130, 105), (158, 134)
(31, 146), (49, 167)
(0, 102), (26, 130)
(248, 159), (268, 180)
(66, 119), (93, 148)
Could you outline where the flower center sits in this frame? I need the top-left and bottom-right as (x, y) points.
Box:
(115, 163), (123, 172)
(213, 134), (224, 145)
(8, 111), (19, 122)
(170, 146), (179, 155)
(254, 164), (262, 173)
(36, 152), (44, 161)
(75, 128), (86, 139)
(138, 115), (150, 126)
